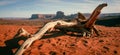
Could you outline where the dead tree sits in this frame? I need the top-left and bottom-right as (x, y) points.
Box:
(15, 3), (107, 55)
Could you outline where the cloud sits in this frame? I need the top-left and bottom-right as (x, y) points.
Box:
(31, 0), (120, 14)
(41, 0), (61, 3)
(0, 0), (120, 17)
(0, 0), (18, 6)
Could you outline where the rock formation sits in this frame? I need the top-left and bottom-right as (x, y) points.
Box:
(53, 11), (65, 19)
(30, 14), (55, 19)
(31, 14), (45, 19)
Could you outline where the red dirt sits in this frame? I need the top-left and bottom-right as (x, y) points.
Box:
(0, 25), (120, 55)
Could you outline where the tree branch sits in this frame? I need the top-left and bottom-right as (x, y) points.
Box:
(15, 20), (77, 55)
(85, 3), (107, 28)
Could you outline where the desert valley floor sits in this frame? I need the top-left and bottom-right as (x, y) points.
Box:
(0, 19), (120, 55)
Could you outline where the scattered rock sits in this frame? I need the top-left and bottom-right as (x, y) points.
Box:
(63, 52), (66, 55)
(114, 50), (117, 54)
(99, 39), (104, 42)
(51, 44), (56, 46)
(82, 40), (88, 44)
(70, 44), (75, 47)
(103, 46), (109, 51)
(49, 51), (57, 55)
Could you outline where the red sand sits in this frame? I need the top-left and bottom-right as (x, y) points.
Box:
(0, 25), (120, 55)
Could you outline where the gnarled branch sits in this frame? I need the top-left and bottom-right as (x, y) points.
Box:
(85, 3), (107, 28)
(15, 20), (77, 55)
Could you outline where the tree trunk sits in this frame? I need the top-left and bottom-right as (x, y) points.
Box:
(15, 20), (77, 55)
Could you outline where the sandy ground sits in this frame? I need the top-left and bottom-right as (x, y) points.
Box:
(0, 25), (120, 55)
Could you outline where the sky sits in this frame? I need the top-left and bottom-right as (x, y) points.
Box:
(0, 0), (120, 18)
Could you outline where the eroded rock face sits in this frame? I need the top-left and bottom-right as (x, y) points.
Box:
(30, 11), (65, 19)
(54, 11), (65, 19)
(31, 14), (45, 19)
(30, 14), (55, 19)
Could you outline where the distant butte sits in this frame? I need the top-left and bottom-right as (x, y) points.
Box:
(30, 11), (120, 20)
(30, 11), (77, 19)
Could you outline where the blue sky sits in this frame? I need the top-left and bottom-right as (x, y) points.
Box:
(0, 0), (120, 18)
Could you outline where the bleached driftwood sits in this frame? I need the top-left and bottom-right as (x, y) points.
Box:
(15, 20), (77, 55)
(15, 3), (107, 55)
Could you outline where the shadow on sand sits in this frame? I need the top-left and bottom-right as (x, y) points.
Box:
(0, 31), (81, 55)
(0, 37), (27, 55)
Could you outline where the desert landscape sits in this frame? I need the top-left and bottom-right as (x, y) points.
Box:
(0, 0), (120, 55)
(0, 17), (120, 55)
